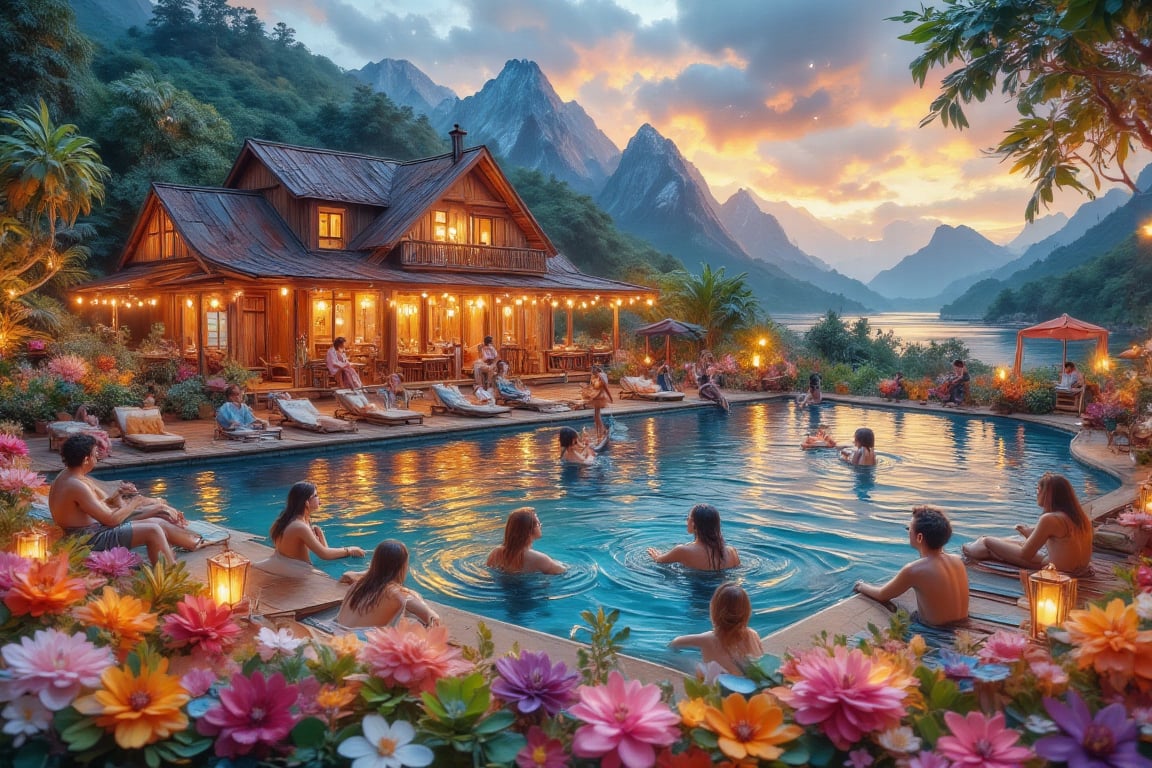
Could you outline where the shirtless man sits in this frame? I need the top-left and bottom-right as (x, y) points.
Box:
(853, 506), (969, 627)
(49, 433), (203, 564)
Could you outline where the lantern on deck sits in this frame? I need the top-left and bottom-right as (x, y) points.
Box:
(1026, 564), (1077, 640)
(12, 528), (48, 561)
(1139, 480), (1152, 514)
(206, 548), (250, 608)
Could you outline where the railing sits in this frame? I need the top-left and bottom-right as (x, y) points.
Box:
(397, 240), (547, 274)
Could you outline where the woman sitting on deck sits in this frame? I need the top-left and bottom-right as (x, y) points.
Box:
(493, 360), (532, 403)
(962, 472), (1093, 574)
(647, 503), (740, 570)
(670, 583), (763, 674)
(486, 507), (565, 574)
(336, 540), (440, 628)
(253, 481), (366, 577)
(695, 351), (730, 413)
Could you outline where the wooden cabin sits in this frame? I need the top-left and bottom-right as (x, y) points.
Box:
(75, 128), (653, 385)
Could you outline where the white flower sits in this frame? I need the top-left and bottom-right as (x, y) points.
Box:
(1023, 714), (1058, 734)
(2, 694), (52, 747)
(875, 725), (921, 754)
(693, 660), (726, 686)
(338, 715), (433, 768)
(256, 626), (305, 661)
(1134, 592), (1152, 621)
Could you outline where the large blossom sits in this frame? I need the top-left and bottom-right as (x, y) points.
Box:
(492, 651), (579, 717)
(516, 725), (568, 768)
(256, 626), (306, 661)
(161, 595), (242, 656)
(936, 711), (1031, 768)
(358, 619), (471, 694)
(1064, 598), (1152, 691)
(0, 468), (45, 493)
(337, 715), (433, 768)
(0, 434), (29, 467)
(48, 354), (89, 383)
(1034, 690), (1144, 768)
(0, 628), (114, 710)
(73, 587), (158, 659)
(773, 645), (912, 750)
(198, 671), (299, 758)
(3, 554), (87, 617)
(0, 552), (30, 596)
(73, 657), (190, 749)
(569, 670), (681, 768)
(701, 692), (802, 762)
(978, 631), (1029, 665)
(85, 548), (143, 580)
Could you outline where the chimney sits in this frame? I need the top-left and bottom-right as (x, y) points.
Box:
(449, 124), (467, 163)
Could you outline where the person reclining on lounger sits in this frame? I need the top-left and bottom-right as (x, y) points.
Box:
(253, 481), (366, 577)
(494, 360), (532, 403)
(961, 472), (1092, 574)
(49, 434), (207, 565)
(854, 505), (969, 627)
(216, 385), (267, 431)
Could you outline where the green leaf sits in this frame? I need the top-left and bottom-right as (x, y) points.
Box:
(779, 743), (812, 765)
(144, 744), (161, 768)
(474, 709), (515, 735)
(61, 720), (104, 753)
(482, 731), (527, 764)
(292, 716), (328, 747)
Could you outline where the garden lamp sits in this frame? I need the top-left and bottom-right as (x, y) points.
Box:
(1026, 564), (1077, 640)
(1139, 480), (1152, 514)
(12, 528), (48, 561)
(206, 547), (250, 608)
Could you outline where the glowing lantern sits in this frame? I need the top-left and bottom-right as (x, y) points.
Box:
(997, 367), (1007, 381)
(1140, 480), (1152, 514)
(206, 548), (250, 608)
(13, 529), (48, 561)
(1026, 564), (1077, 639)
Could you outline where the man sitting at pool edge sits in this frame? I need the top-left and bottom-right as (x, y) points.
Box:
(853, 505), (969, 627)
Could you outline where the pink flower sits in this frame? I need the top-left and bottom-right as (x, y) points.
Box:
(0, 468), (45, 494)
(161, 595), (242, 656)
(774, 646), (911, 750)
(0, 552), (30, 596)
(845, 748), (873, 768)
(978, 631), (1029, 665)
(936, 711), (1031, 768)
(516, 725), (568, 768)
(1137, 564), (1152, 592)
(906, 751), (951, 768)
(198, 671), (299, 758)
(569, 671), (681, 768)
(47, 354), (89, 383)
(358, 619), (471, 694)
(84, 548), (142, 580)
(180, 667), (218, 698)
(0, 628), (114, 710)
(1029, 661), (1069, 687)
(0, 435), (29, 465)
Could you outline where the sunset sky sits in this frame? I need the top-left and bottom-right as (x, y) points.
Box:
(244, 0), (1142, 245)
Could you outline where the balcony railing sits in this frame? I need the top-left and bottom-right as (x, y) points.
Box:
(397, 240), (547, 274)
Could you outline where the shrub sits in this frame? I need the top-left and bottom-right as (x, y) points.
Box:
(87, 381), (144, 422)
(164, 376), (210, 420)
(1024, 385), (1056, 414)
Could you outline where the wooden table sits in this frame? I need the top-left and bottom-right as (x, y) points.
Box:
(547, 350), (590, 371)
(399, 355), (454, 381)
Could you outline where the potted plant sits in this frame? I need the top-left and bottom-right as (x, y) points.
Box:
(164, 376), (211, 420)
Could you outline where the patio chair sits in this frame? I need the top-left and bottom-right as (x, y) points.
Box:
(259, 357), (293, 383)
(333, 388), (424, 426)
(214, 423), (283, 442)
(619, 376), (686, 401)
(113, 407), (186, 452)
(1053, 387), (1085, 414)
(274, 396), (358, 433)
(430, 384), (511, 417)
(494, 377), (572, 413)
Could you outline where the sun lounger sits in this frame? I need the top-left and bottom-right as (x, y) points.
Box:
(619, 376), (685, 401)
(430, 384), (511, 417)
(214, 424), (283, 442)
(274, 396), (358, 433)
(333, 389), (424, 426)
(113, 407), (186, 452)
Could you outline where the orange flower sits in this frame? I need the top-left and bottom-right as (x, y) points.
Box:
(702, 692), (802, 761)
(73, 587), (158, 659)
(1065, 598), (1152, 691)
(313, 683), (359, 725)
(325, 633), (363, 657)
(73, 656), (190, 749)
(3, 554), (88, 617)
(678, 697), (709, 728)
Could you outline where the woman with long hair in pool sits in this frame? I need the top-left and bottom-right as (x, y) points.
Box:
(486, 507), (565, 574)
(336, 540), (440, 627)
(584, 364), (613, 439)
(253, 481), (366, 577)
(558, 426), (596, 465)
(962, 472), (1092, 574)
(670, 583), (763, 674)
(647, 503), (740, 570)
(840, 427), (876, 466)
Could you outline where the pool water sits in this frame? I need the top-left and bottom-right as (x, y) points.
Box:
(116, 402), (1117, 668)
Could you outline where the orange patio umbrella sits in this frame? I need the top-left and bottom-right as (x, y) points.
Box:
(1012, 313), (1109, 374)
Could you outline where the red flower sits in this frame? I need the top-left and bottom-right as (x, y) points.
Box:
(198, 671), (299, 758)
(161, 595), (241, 656)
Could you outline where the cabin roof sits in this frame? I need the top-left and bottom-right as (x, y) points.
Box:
(226, 139), (400, 206)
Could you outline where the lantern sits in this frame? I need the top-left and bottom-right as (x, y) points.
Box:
(206, 548), (250, 608)
(13, 528), (48, 561)
(1139, 480), (1152, 514)
(1026, 564), (1077, 639)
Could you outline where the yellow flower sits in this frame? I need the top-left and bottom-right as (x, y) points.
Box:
(73, 587), (158, 659)
(326, 633), (362, 656)
(702, 692), (802, 761)
(1065, 598), (1152, 690)
(73, 657), (189, 749)
(908, 634), (927, 658)
(678, 697), (709, 728)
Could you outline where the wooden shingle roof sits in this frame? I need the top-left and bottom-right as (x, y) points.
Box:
(226, 140), (398, 206)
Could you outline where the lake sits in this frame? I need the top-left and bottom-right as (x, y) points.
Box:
(773, 312), (1140, 370)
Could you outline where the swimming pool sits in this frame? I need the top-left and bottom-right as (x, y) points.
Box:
(115, 402), (1117, 668)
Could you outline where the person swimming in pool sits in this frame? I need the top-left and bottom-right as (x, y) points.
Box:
(558, 426), (596, 465)
(669, 583), (763, 674)
(647, 503), (740, 571)
(486, 507), (565, 575)
(840, 427), (876, 466)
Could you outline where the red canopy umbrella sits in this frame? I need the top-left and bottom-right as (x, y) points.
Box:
(1012, 313), (1109, 374)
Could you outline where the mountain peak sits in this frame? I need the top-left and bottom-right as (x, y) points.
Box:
(352, 58), (457, 115)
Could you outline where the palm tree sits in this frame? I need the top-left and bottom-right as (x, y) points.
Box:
(663, 265), (760, 349)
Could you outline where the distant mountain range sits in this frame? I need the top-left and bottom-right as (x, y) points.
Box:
(867, 225), (1014, 300)
(352, 59), (457, 115)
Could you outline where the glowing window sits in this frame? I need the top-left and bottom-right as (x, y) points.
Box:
(319, 208), (345, 249)
(433, 210), (448, 242)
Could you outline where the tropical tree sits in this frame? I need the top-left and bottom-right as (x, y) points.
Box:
(892, 0), (1152, 220)
(662, 265), (759, 349)
(0, 101), (110, 351)
(0, 0), (93, 115)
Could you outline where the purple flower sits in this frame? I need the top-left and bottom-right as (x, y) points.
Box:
(84, 548), (142, 579)
(1035, 690), (1143, 768)
(492, 651), (579, 717)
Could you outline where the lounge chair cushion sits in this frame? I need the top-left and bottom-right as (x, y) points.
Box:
(277, 398), (355, 431)
(621, 377), (686, 400)
(113, 407), (185, 450)
(432, 384), (511, 415)
(334, 389), (423, 423)
(126, 413), (166, 435)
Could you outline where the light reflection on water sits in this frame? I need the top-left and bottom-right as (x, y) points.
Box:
(120, 402), (1116, 667)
